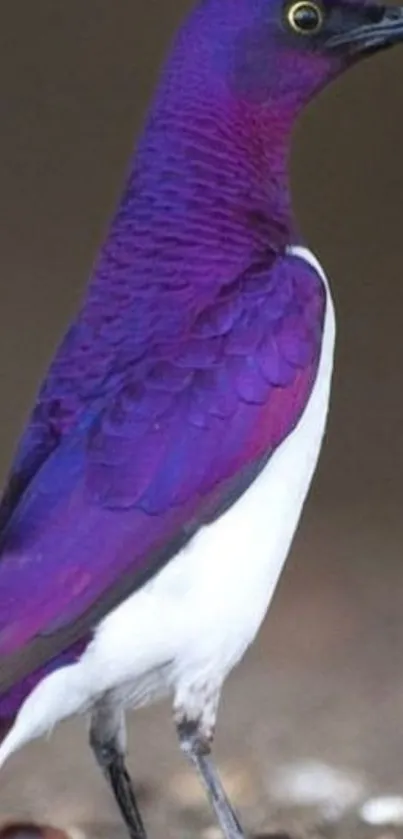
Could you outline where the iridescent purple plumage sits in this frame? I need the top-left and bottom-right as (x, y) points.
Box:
(0, 1), (401, 834)
(0, 0), (338, 720)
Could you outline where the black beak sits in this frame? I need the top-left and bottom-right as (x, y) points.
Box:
(327, 5), (403, 54)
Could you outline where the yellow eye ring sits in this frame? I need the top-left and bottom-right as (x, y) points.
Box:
(286, 1), (324, 36)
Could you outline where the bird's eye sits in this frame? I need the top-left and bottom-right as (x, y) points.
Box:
(286, 1), (324, 36)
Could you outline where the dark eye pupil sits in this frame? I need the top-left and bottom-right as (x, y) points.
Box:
(294, 5), (320, 31)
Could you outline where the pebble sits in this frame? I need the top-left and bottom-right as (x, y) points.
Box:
(200, 827), (222, 839)
(359, 796), (403, 826)
(268, 760), (366, 819)
(0, 826), (71, 839)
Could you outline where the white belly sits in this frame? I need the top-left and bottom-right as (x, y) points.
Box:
(0, 246), (335, 766)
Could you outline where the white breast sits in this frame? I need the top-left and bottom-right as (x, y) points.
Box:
(0, 246), (336, 766)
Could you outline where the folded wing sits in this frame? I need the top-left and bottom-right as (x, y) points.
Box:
(0, 251), (325, 696)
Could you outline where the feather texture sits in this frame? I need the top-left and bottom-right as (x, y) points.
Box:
(0, 251), (324, 712)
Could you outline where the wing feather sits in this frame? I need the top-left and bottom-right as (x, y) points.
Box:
(0, 252), (325, 701)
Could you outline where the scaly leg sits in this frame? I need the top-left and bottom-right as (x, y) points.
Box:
(89, 704), (147, 839)
(176, 698), (246, 839)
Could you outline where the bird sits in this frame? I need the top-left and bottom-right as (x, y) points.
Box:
(0, 1), (402, 837)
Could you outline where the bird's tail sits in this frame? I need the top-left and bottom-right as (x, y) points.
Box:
(0, 683), (23, 753)
(0, 716), (14, 746)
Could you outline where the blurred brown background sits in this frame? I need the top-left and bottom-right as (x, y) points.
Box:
(1, 3), (403, 838)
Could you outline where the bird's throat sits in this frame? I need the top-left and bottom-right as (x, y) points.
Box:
(102, 92), (296, 285)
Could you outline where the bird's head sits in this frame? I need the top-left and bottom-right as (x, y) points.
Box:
(126, 0), (403, 253)
(225, 0), (403, 107)
(164, 0), (403, 114)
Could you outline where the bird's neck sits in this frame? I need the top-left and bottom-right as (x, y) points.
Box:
(98, 38), (298, 290)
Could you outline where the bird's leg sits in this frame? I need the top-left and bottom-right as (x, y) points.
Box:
(89, 704), (147, 839)
(176, 704), (246, 839)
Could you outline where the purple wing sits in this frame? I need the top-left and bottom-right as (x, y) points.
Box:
(0, 251), (326, 705)
(0, 253), (182, 529)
